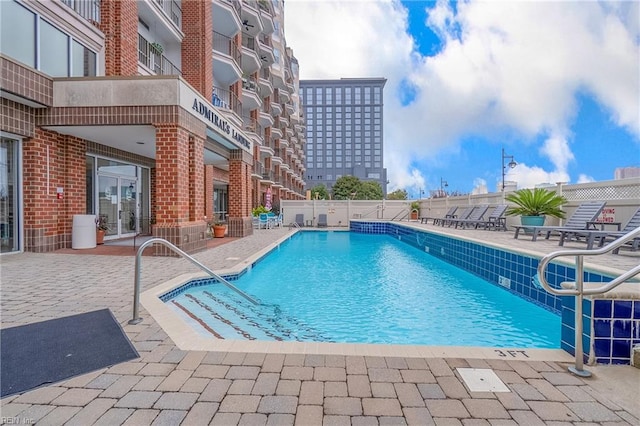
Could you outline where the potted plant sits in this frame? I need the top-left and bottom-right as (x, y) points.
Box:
(209, 220), (226, 238)
(410, 201), (420, 220)
(95, 215), (109, 245)
(505, 188), (567, 230)
(150, 42), (163, 55)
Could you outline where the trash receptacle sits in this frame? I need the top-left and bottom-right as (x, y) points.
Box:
(72, 214), (97, 249)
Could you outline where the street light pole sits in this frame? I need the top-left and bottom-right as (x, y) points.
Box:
(440, 178), (448, 197)
(501, 148), (517, 191)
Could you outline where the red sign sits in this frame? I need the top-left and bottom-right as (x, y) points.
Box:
(596, 208), (615, 223)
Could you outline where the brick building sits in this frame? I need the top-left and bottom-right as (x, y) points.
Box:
(0, 0), (306, 255)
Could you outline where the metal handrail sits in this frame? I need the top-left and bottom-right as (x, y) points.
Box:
(128, 238), (259, 325)
(536, 227), (640, 377)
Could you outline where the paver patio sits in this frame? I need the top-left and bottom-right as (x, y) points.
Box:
(1, 223), (639, 425)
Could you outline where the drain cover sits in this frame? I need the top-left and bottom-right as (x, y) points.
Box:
(457, 368), (510, 392)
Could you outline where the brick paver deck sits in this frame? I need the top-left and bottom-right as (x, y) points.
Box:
(1, 223), (639, 425)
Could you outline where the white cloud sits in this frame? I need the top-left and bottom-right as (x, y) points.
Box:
(284, 0), (639, 192)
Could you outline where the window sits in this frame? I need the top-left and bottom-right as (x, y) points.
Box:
(72, 40), (96, 77)
(40, 19), (69, 77)
(1, 0), (36, 68)
(0, 1), (97, 77)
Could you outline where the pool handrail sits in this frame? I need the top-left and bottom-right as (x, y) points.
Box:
(536, 226), (640, 377)
(128, 237), (259, 325)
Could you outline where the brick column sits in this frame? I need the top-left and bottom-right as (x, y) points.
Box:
(228, 150), (253, 237)
(204, 165), (214, 221)
(99, 0), (138, 76)
(189, 133), (205, 222)
(153, 125), (206, 254)
(181, 0), (213, 99)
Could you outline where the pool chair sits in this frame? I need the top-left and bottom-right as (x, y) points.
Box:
(295, 213), (304, 227)
(317, 213), (328, 228)
(258, 213), (270, 229)
(421, 206), (458, 225)
(441, 206), (474, 227)
(513, 201), (606, 241)
(449, 204), (490, 229)
(558, 206), (640, 253)
(454, 204), (508, 230)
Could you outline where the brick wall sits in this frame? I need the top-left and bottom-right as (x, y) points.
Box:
(100, 0), (138, 76)
(23, 129), (86, 252)
(181, 0), (213, 98)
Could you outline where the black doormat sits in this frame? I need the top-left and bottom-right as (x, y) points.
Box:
(1, 309), (139, 398)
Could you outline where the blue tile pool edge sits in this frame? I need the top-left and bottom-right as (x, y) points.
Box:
(350, 221), (639, 366)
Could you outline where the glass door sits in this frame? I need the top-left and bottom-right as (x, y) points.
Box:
(0, 137), (20, 253)
(97, 175), (138, 239)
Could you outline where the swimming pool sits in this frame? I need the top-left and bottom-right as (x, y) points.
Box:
(166, 231), (561, 348)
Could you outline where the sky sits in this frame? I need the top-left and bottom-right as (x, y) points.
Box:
(284, 0), (640, 196)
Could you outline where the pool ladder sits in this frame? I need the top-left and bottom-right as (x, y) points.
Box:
(128, 237), (259, 325)
(536, 227), (640, 377)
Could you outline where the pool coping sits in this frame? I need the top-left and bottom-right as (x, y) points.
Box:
(140, 228), (575, 363)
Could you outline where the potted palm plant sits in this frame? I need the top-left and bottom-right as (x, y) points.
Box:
(505, 188), (567, 229)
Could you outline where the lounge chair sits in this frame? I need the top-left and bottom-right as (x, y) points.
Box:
(317, 214), (328, 228)
(457, 204), (508, 230)
(449, 204), (490, 229)
(295, 214), (304, 227)
(559, 206), (640, 252)
(421, 206), (458, 225)
(441, 206), (474, 227)
(513, 201), (606, 241)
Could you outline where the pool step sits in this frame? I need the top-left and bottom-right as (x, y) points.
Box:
(170, 288), (328, 342)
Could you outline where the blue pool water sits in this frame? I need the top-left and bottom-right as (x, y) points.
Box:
(167, 231), (561, 347)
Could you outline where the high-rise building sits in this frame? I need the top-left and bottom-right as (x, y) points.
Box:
(300, 78), (387, 196)
(0, 0), (306, 255)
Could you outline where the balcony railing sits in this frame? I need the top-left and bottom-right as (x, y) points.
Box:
(154, 0), (182, 28)
(222, 0), (241, 15)
(138, 34), (181, 76)
(242, 115), (263, 136)
(259, 34), (272, 48)
(61, 0), (100, 23)
(213, 31), (241, 64)
(242, 75), (260, 95)
(212, 86), (242, 116)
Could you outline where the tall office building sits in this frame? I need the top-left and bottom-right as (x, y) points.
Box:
(300, 78), (387, 196)
(0, 0), (306, 255)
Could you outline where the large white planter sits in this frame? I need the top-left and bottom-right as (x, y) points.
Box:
(72, 214), (97, 249)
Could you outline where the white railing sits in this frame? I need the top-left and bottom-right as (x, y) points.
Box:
(536, 227), (640, 377)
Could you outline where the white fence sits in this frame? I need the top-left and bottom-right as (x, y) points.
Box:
(281, 177), (640, 229)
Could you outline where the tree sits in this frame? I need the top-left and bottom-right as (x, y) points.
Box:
(332, 176), (362, 200)
(387, 189), (408, 200)
(331, 176), (383, 200)
(360, 181), (383, 200)
(310, 184), (329, 200)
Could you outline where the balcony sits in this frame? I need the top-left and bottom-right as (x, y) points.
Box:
(258, 67), (273, 96)
(61, 0), (100, 23)
(213, 31), (242, 85)
(153, 0), (182, 28)
(258, 103), (273, 128)
(212, 86), (242, 116)
(258, 34), (275, 65)
(138, 35), (181, 75)
(242, 115), (263, 138)
(252, 161), (264, 179)
(213, 0), (242, 36)
(241, 36), (260, 74)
